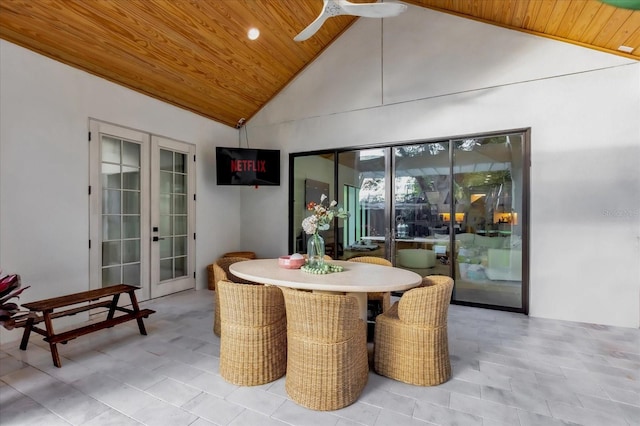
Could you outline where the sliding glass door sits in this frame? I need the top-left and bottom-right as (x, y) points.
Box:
(290, 153), (337, 256)
(289, 130), (528, 313)
(392, 143), (451, 276)
(451, 134), (525, 308)
(337, 149), (388, 261)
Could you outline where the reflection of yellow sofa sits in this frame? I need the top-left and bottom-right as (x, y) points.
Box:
(397, 249), (436, 269)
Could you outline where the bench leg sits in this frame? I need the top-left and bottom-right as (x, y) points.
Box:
(42, 311), (62, 368)
(107, 293), (121, 322)
(128, 290), (147, 335)
(19, 317), (35, 350)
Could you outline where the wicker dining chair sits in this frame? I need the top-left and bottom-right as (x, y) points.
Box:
(373, 275), (454, 386)
(222, 251), (257, 259)
(347, 256), (393, 313)
(207, 251), (257, 290)
(217, 279), (287, 386)
(212, 256), (254, 336)
(281, 286), (369, 411)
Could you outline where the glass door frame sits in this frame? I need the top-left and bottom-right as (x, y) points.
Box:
(288, 128), (530, 315)
(89, 120), (196, 302)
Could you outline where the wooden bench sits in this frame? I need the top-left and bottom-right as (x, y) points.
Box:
(18, 284), (155, 367)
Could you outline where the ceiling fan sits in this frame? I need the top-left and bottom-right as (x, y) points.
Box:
(294, 0), (408, 42)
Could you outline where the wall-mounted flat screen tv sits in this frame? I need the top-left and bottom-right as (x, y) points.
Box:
(216, 147), (281, 186)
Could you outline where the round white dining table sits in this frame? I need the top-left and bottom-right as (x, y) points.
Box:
(229, 259), (423, 320)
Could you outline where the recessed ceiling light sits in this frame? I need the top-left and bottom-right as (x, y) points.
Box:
(248, 28), (260, 40)
(618, 45), (634, 53)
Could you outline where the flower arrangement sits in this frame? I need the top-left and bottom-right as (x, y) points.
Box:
(302, 194), (349, 266)
(0, 269), (30, 330)
(302, 194), (349, 235)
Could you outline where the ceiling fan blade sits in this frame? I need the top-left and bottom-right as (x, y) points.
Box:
(339, 1), (408, 18)
(294, 0), (407, 42)
(294, 11), (332, 42)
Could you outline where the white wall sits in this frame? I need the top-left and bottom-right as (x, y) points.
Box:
(0, 40), (245, 343)
(1, 4), (638, 336)
(244, 6), (640, 328)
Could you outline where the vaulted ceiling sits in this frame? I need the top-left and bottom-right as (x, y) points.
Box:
(1, 0), (638, 128)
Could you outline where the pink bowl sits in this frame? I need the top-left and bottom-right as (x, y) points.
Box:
(278, 255), (305, 269)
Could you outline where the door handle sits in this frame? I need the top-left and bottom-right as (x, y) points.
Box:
(152, 236), (165, 242)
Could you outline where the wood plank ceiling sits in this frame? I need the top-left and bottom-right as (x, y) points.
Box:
(1, 0), (638, 128)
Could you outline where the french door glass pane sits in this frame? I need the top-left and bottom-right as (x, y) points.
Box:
(102, 164), (121, 188)
(122, 240), (140, 263)
(122, 166), (140, 190)
(101, 137), (120, 163)
(174, 216), (187, 235)
(175, 236), (187, 256)
(103, 215), (121, 240)
(160, 237), (172, 258)
(160, 150), (173, 171)
(102, 241), (121, 266)
(174, 257), (187, 276)
(158, 149), (188, 281)
(102, 266), (121, 286)
(101, 136), (141, 287)
(174, 195), (187, 214)
(122, 141), (140, 167)
(160, 259), (173, 281)
(123, 264), (140, 286)
(174, 153), (185, 173)
(102, 190), (121, 214)
(123, 191), (140, 214)
(160, 194), (171, 215)
(160, 171), (172, 193)
(122, 216), (140, 238)
(174, 174), (186, 193)
(159, 215), (172, 236)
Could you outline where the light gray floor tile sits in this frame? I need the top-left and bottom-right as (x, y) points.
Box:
(80, 408), (144, 425)
(181, 392), (245, 424)
(225, 385), (288, 416)
(130, 398), (199, 425)
(228, 408), (290, 426)
(548, 400), (629, 426)
(0, 393), (72, 426)
(145, 377), (203, 406)
(449, 393), (520, 424)
(330, 400), (381, 426)
(357, 384), (415, 417)
(370, 408), (430, 426)
(271, 400), (341, 426)
(413, 400), (483, 425)
(481, 385), (551, 416)
(2, 288), (638, 426)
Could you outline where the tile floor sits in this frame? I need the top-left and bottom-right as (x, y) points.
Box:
(1, 289), (639, 426)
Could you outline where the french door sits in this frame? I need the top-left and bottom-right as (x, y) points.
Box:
(89, 120), (195, 301)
